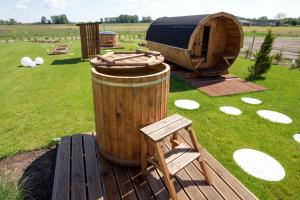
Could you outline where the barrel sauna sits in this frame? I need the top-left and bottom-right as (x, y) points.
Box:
(146, 12), (243, 77)
(91, 50), (170, 166)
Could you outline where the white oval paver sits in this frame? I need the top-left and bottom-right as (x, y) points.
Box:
(174, 99), (200, 110)
(233, 149), (285, 181)
(293, 134), (300, 143)
(241, 97), (262, 105)
(219, 106), (242, 116)
(257, 110), (292, 124)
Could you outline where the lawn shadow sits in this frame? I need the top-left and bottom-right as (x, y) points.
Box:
(51, 57), (84, 66)
(18, 148), (56, 200)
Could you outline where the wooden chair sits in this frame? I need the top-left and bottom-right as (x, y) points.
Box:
(140, 114), (212, 200)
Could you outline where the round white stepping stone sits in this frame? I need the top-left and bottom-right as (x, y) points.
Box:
(233, 149), (285, 181)
(293, 134), (300, 143)
(219, 106), (242, 116)
(257, 110), (292, 124)
(174, 99), (200, 110)
(241, 97), (262, 105)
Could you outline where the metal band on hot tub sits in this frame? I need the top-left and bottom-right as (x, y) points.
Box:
(92, 76), (169, 87)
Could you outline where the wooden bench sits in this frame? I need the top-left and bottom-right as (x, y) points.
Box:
(140, 114), (212, 200)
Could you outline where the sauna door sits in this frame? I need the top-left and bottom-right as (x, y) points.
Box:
(200, 26), (211, 62)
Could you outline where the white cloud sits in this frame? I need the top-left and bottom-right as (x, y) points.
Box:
(43, 0), (67, 9)
(43, 0), (82, 9)
(14, 0), (31, 9)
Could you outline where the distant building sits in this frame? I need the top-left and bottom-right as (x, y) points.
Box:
(239, 20), (250, 26)
(249, 19), (280, 26)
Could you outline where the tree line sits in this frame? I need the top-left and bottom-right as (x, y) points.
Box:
(0, 14), (152, 25)
(239, 13), (300, 26)
(100, 15), (152, 23)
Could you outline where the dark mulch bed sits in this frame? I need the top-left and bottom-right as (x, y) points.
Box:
(0, 147), (57, 200)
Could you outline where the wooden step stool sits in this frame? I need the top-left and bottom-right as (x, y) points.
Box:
(140, 114), (212, 200)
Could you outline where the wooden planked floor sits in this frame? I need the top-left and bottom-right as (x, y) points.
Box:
(52, 131), (258, 200)
(171, 66), (266, 97)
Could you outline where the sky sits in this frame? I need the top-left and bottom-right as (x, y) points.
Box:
(0, 0), (299, 23)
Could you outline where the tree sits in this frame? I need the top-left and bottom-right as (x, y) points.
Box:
(41, 16), (47, 24)
(51, 14), (69, 24)
(275, 13), (286, 19)
(248, 30), (275, 80)
(8, 18), (17, 25)
(258, 16), (268, 21)
(141, 16), (152, 23)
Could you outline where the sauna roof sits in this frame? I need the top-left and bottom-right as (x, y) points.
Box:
(100, 31), (118, 35)
(146, 14), (209, 49)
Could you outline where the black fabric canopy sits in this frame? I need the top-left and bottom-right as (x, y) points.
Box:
(146, 15), (209, 49)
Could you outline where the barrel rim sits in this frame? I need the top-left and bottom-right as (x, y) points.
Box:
(91, 63), (170, 80)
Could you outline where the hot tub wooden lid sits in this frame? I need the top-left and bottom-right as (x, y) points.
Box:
(90, 49), (164, 69)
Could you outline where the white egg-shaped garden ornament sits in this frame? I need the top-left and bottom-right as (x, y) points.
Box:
(21, 57), (32, 67)
(35, 57), (44, 65)
(28, 61), (37, 68)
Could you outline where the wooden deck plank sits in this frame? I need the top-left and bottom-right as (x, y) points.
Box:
(155, 167), (190, 200)
(99, 154), (121, 200)
(71, 135), (86, 200)
(83, 135), (104, 200)
(113, 165), (138, 200)
(127, 167), (154, 199)
(144, 166), (171, 199)
(52, 137), (71, 200)
(175, 168), (207, 200)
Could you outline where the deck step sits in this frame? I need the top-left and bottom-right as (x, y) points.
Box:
(161, 143), (201, 176)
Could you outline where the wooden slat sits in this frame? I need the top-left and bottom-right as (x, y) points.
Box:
(52, 137), (71, 200)
(71, 135), (86, 200)
(127, 168), (154, 199)
(83, 135), (104, 200)
(99, 154), (121, 200)
(145, 166), (170, 199)
(113, 165), (138, 200)
(164, 143), (191, 163)
(167, 151), (200, 176)
(175, 168), (207, 200)
(140, 114), (183, 135)
(147, 118), (193, 142)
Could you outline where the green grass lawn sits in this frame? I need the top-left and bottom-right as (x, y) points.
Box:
(0, 40), (299, 199)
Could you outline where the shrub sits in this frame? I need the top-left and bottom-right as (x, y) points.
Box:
(290, 53), (300, 69)
(248, 30), (275, 80)
(273, 48), (283, 65)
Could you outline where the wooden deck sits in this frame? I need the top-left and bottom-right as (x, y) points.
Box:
(171, 66), (266, 97)
(52, 131), (258, 200)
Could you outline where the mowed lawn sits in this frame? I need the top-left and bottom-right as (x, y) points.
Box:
(0, 41), (299, 199)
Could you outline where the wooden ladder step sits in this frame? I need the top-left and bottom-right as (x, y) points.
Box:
(154, 143), (201, 176)
(140, 115), (192, 142)
(167, 149), (200, 176)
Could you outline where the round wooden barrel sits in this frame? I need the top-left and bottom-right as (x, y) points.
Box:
(91, 61), (170, 166)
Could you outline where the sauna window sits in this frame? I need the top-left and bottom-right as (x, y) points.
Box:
(200, 26), (211, 62)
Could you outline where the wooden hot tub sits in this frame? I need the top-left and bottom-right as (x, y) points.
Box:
(91, 50), (170, 166)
